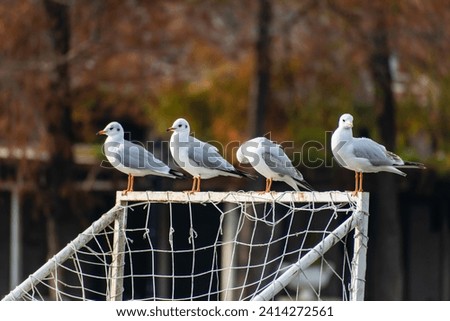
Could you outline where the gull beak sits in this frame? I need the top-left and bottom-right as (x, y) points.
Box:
(166, 127), (175, 132)
(347, 121), (353, 128)
(96, 130), (107, 135)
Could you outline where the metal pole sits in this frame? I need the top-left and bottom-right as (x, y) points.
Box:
(107, 198), (128, 301)
(442, 204), (450, 300)
(220, 203), (239, 300)
(9, 186), (21, 289)
(350, 192), (370, 301)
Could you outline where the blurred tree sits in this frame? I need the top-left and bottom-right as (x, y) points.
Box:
(367, 3), (404, 300)
(41, 0), (74, 299)
(247, 0), (272, 137)
(240, 0), (275, 298)
(0, 0), (449, 300)
(326, 0), (406, 300)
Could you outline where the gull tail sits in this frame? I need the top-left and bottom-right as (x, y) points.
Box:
(234, 168), (258, 180)
(396, 161), (426, 170)
(294, 178), (315, 192)
(169, 169), (187, 179)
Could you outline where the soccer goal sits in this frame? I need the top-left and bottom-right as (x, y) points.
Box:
(2, 191), (369, 301)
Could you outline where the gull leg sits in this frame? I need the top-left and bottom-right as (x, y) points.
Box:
(358, 172), (364, 192)
(351, 172), (359, 196)
(122, 174), (133, 195)
(266, 178), (273, 192)
(186, 177), (198, 194)
(193, 177), (197, 191)
(196, 178), (201, 192)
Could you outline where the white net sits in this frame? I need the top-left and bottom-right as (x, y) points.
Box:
(2, 191), (369, 301)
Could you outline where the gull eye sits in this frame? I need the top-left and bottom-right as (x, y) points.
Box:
(184, 125), (187, 128)
(116, 128), (120, 132)
(178, 124), (182, 128)
(109, 127), (113, 130)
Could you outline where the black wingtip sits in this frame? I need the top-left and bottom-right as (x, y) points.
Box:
(402, 161), (426, 170)
(295, 177), (315, 191)
(236, 169), (258, 180)
(169, 169), (187, 179)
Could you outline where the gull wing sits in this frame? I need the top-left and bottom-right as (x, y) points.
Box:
(187, 136), (237, 173)
(352, 138), (402, 166)
(122, 140), (172, 174)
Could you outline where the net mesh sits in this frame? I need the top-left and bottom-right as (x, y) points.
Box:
(3, 191), (366, 301)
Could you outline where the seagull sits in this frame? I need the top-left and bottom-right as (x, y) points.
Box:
(236, 137), (313, 192)
(97, 121), (184, 194)
(167, 118), (255, 193)
(331, 113), (425, 195)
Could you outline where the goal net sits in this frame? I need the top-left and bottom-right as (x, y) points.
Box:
(2, 191), (369, 301)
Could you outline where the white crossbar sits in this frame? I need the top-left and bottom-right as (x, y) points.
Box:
(115, 191), (359, 204)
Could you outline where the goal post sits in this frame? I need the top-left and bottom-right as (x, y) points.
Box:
(2, 191), (369, 301)
(2, 204), (124, 301)
(350, 192), (369, 301)
(107, 199), (128, 301)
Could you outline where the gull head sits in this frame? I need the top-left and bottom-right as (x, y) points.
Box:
(338, 113), (354, 129)
(236, 145), (249, 164)
(167, 118), (190, 134)
(97, 121), (124, 138)
(236, 138), (263, 164)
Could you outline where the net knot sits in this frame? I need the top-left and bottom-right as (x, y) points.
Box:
(188, 227), (198, 244)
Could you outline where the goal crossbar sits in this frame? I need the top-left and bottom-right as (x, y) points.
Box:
(115, 191), (359, 204)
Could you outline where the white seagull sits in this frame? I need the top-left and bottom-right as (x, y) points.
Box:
(167, 118), (255, 193)
(331, 113), (425, 195)
(236, 137), (313, 192)
(97, 121), (184, 194)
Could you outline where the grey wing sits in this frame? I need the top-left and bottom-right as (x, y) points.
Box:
(123, 140), (172, 173)
(352, 138), (399, 166)
(261, 144), (304, 180)
(188, 137), (236, 172)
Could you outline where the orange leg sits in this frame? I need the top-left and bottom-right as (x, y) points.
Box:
(122, 174), (134, 195)
(192, 177), (198, 193)
(259, 178), (273, 193)
(358, 172), (364, 192)
(186, 177), (198, 194)
(266, 178), (273, 192)
(351, 172), (359, 196)
(196, 177), (201, 192)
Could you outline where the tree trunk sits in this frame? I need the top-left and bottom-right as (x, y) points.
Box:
(42, 0), (74, 300)
(247, 0), (272, 137)
(367, 11), (404, 300)
(239, 0), (276, 299)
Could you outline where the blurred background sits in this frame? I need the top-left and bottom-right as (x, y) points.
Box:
(0, 0), (449, 300)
